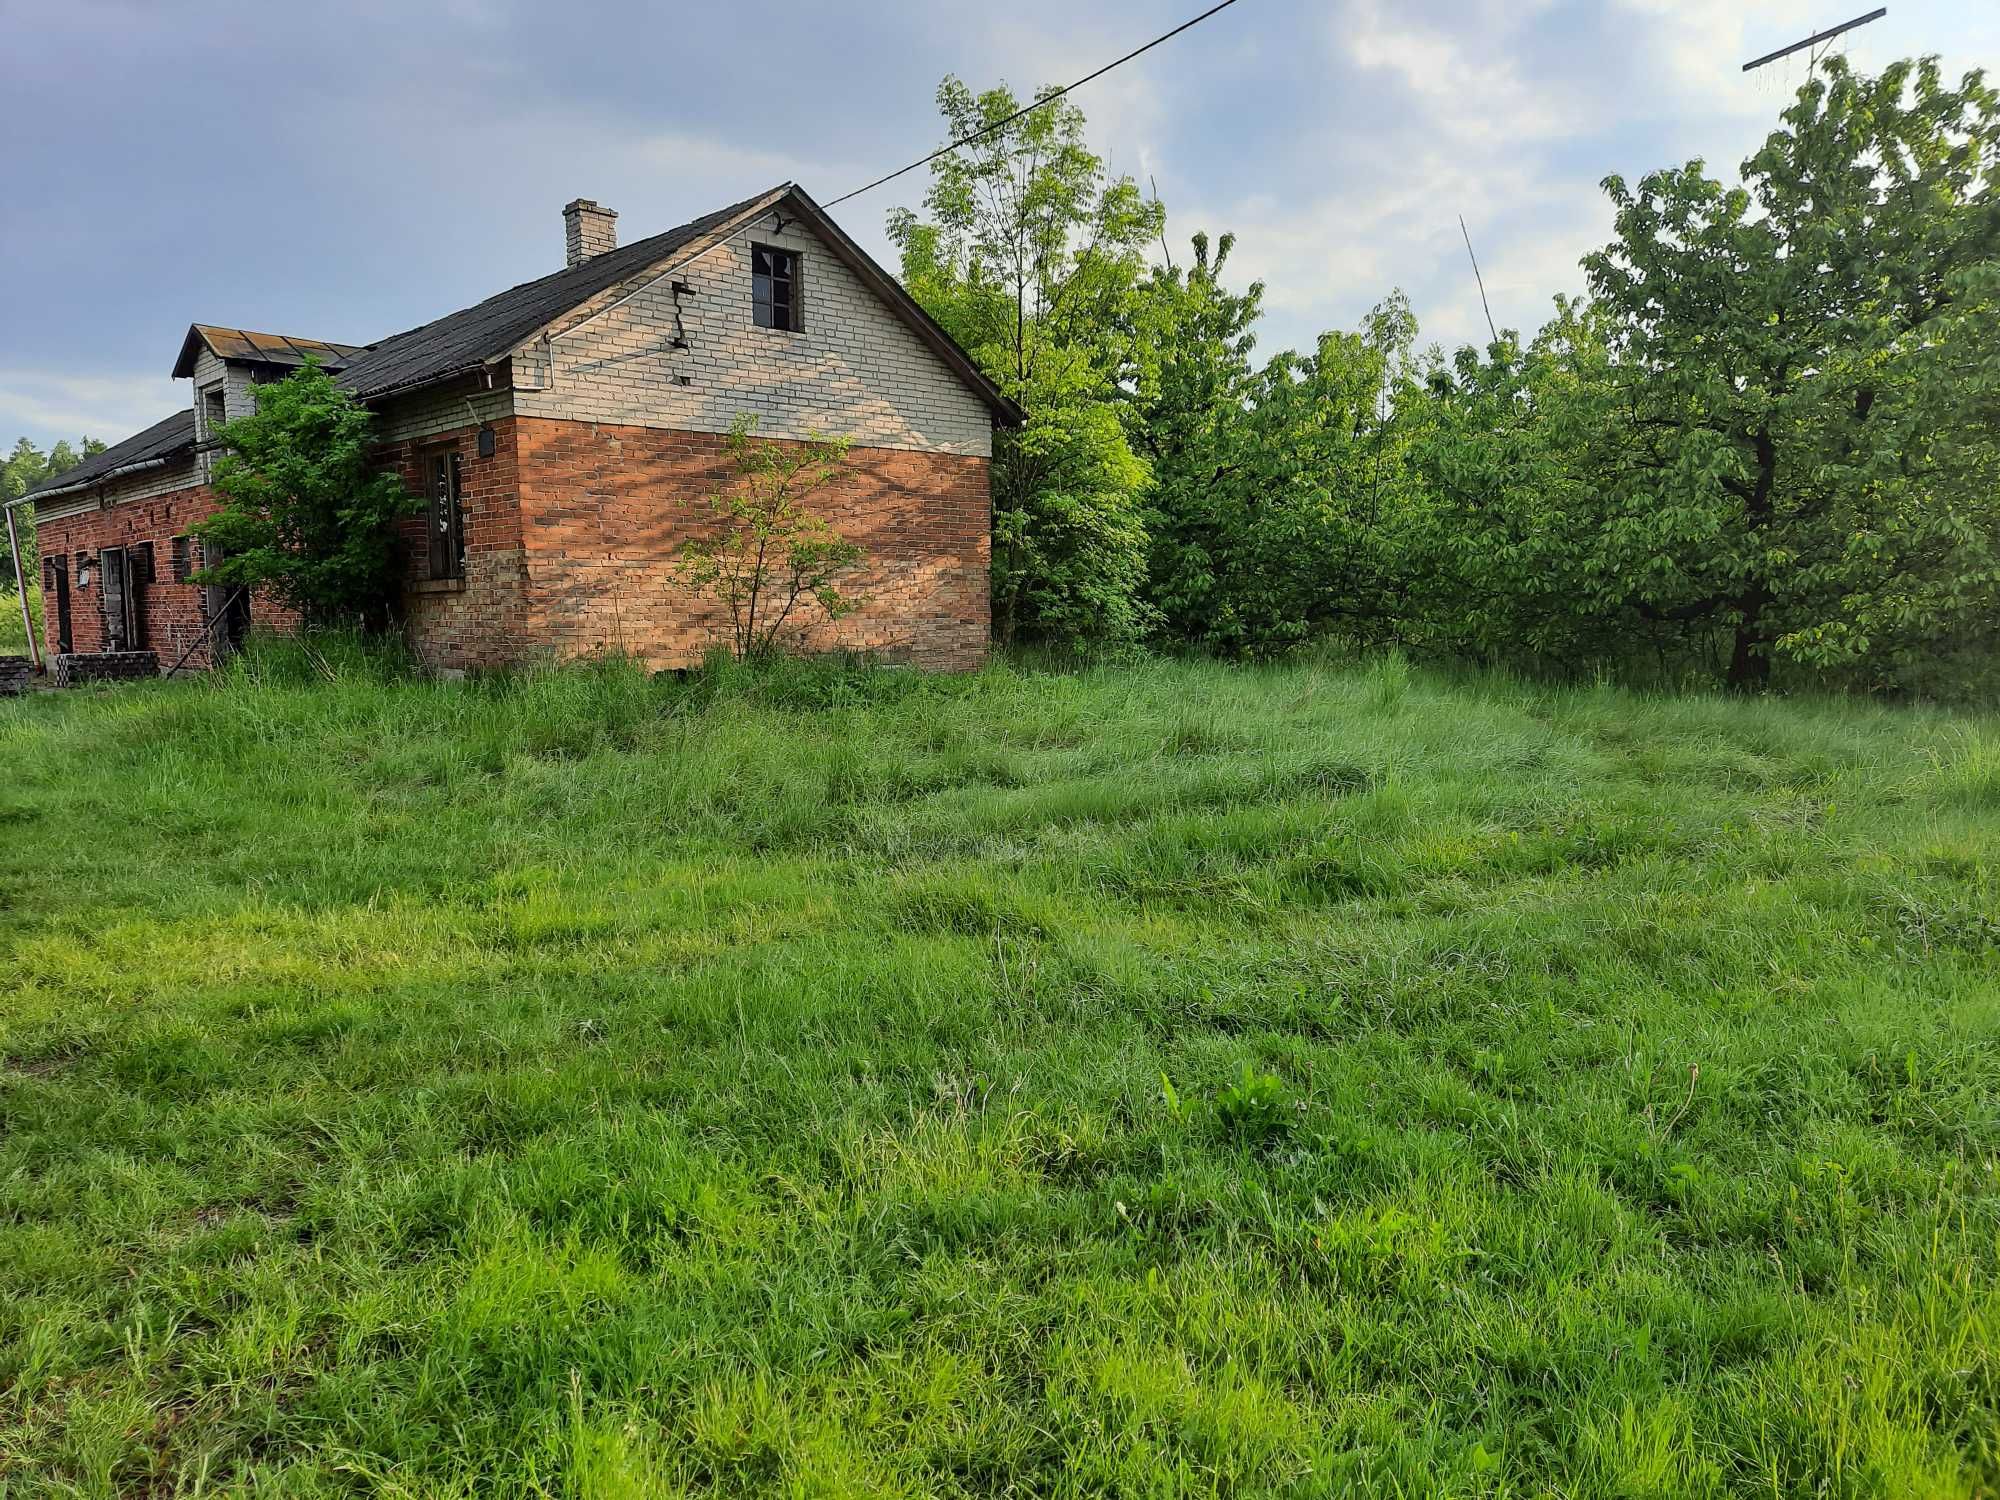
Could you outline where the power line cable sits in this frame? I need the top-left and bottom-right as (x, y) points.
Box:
(825, 0), (1246, 208)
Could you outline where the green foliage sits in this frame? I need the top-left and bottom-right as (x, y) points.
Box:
(1, 434), (101, 623)
(1575, 56), (2000, 689)
(992, 359), (1152, 652)
(891, 76), (1161, 651)
(220, 626), (416, 688)
(1119, 231), (1264, 644)
(1213, 1062), (1295, 1146)
(1399, 56), (2000, 694)
(895, 56), (2000, 697)
(3, 657), (1998, 1490)
(191, 361), (419, 629)
(1404, 297), (1628, 670)
(672, 417), (867, 661)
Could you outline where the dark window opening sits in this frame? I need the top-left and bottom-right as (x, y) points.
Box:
(45, 555), (71, 653)
(426, 449), (466, 580)
(752, 243), (800, 331)
(201, 385), (227, 444)
(171, 535), (192, 583)
(98, 545), (145, 653)
(200, 540), (252, 657)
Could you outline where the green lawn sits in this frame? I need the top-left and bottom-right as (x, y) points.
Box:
(2, 650), (1996, 1496)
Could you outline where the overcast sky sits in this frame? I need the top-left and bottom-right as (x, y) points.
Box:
(2, 0), (1994, 450)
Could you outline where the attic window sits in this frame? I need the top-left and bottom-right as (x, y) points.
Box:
(752, 244), (799, 332)
(201, 385), (227, 443)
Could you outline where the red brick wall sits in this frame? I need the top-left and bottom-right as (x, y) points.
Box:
(33, 414), (993, 679)
(374, 416), (529, 671)
(32, 488), (299, 669)
(511, 418), (990, 671)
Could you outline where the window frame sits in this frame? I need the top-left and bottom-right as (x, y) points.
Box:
(98, 544), (144, 652)
(422, 445), (467, 582)
(751, 242), (801, 333)
(200, 384), (227, 444)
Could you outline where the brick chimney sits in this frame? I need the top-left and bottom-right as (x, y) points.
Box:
(563, 199), (618, 267)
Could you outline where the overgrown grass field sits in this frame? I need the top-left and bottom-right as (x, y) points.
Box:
(2, 649), (1996, 1495)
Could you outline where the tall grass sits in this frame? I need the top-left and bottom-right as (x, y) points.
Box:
(1, 652), (1995, 1495)
(0, 586), (36, 656)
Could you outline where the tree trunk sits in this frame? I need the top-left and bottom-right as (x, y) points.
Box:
(1727, 428), (1778, 692)
(1726, 582), (1771, 691)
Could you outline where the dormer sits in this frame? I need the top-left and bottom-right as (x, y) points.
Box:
(171, 325), (367, 468)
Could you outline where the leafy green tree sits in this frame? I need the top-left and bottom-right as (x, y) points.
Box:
(673, 418), (867, 661)
(992, 353), (1151, 651)
(192, 362), (418, 629)
(1119, 231), (1264, 644)
(3, 435), (100, 589)
(1128, 275), (1427, 657)
(891, 76), (1162, 650)
(1580, 56), (2000, 689)
(1404, 298), (1633, 672)
(1210, 293), (1428, 656)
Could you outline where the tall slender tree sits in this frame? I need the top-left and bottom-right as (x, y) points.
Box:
(891, 77), (1163, 650)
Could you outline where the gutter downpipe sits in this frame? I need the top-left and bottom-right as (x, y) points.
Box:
(4, 497), (42, 673)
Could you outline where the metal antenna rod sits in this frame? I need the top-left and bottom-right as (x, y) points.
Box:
(1459, 215), (1498, 346)
(1742, 8), (1885, 72)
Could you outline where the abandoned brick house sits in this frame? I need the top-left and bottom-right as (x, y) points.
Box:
(16, 183), (1019, 677)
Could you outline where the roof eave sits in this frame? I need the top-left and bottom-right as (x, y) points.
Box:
(170, 325), (211, 380)
(17, 452), (185, 506)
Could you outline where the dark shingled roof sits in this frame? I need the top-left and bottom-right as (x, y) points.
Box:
(18, 410), (196, 502)
(335, 182), (1020, 423)
(19, 184), (1020, 507)
(337, 186), (788, 402)
(172, 326), (367, 380)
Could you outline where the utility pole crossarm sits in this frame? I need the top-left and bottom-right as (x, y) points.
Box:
(1742, 7), (1886, 72)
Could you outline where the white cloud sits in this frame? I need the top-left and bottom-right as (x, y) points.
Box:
(0, 370), (182, 449)
(1342, 0), (1579, 145)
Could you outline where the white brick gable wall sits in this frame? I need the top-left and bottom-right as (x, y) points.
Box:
(507, 219), (994, 458)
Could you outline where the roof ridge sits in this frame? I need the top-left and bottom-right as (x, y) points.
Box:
(338, 185), (790, 397)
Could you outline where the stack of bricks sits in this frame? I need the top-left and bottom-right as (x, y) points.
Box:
(54, 651), (159, 686)
(0, 657), (29, 695)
